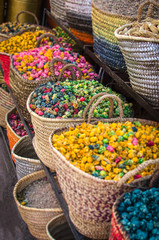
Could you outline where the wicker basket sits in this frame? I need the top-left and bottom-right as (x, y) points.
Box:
(66, 0), (93, 44)
(0, 88), (14, 128)
(46, 214), (75, 240)
(13, 170), (63, 240)
(6, 107), (21, 162)
(70, 28), (94, 45)
(115, 1), (159, 107)
(49, 94), (159, 239)
(50, 0), (67, 25)
(0, 10), (39, 42)
(109, 172), (159, 240)
(12, 135), (43, 180)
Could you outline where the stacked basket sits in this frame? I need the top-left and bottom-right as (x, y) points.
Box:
(115, 0), (159, 107)
(66, 0), (93, 45)
(50, 0), (67, 26)
(91, 0), (158, 70)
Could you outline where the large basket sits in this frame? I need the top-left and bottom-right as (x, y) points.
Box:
(70, 28), (94, 45)
(115, 1), (159, 107)
(46, 214), (75, 240)
(13, 170), (63, 240)
(49, 94), (159, 239)
(50, 0), (67, 25)
(0, 88), (14, 128)
(12, 135), (43, 180)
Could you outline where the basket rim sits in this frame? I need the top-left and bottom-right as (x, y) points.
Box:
(26, 90), (93, 123)
(49, 118), (158, 185)
(46, 213), (65, 238)
(13, 170), (62, 212)
(115, 23), (159, 43)
(12, 135), (40, 164)
(92, 0), (136, 21)
(5, 107), (21, 139)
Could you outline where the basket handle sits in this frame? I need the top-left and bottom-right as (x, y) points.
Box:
(50, 58), (82, 82)
(16, 10), (39, 25)
(117, 158), (159, 187)
(137, 0), (159, 22)
(83, 93), (124, 123)
(36, 33), (59, 48)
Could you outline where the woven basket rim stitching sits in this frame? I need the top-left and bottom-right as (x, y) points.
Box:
(49, 118), (158, 184)
(13, 170), (62, 212)
(92, 0), (136, 20)
(46, 213), (65, 237)
(5, 107), (21, 139)
(115, 23), (159, 43)
(12, 135), (40, 163)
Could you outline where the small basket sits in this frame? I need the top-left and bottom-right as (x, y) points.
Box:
(109, 171), (159, 240)
(12, 135), (43, 180)
(114, 0), (159, 107)
(46, 214), (75, 240)
(0, 10), (39, 42)
(49, 94), (159, 239)
(5, 107), (21, 162)
(0, 88), (14, 128)
(13, 170), (63, 240)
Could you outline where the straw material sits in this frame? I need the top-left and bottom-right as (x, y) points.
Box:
(13, 170), (62, 240)
(49, 94), (159, 239)
(66, 0), (92, 34)
(115, 0), (159, 107)
(6, 107), (20, 162)
(50, 0), (67, 25)
(0, 88), (14, 128)
(70, 28), (94, 45)
(91, 0), (137, 70)
(12, 135), (43, 180)
(46, 214), (75, 240)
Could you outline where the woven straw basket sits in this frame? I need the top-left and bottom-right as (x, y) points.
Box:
(12, 135), (43, 180)
(46, 214), (75, 240)
(50, 0), (67, 25)
(49, 94), (159, 239)
(5, 107), (21, 162)
(115, 1), (159, 107)
(13, 170), (62, 240)
(109, 171), (159, 240)
(0, 88), (14, 128)
(66, 0), (93, 44)
(0, 10), (39, 42)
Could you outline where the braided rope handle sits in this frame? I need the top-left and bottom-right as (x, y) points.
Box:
(137, 0), (159, 22)
(50, 58), (82, 82)
(36, 33), (59, 48)
(83, 93), (123, 123)
(16, 10), (39, 24)
(117, 158), (159, 187)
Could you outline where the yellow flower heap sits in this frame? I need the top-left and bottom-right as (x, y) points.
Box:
(0, 29), (46, 54)
(52, 121), (159, 182)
